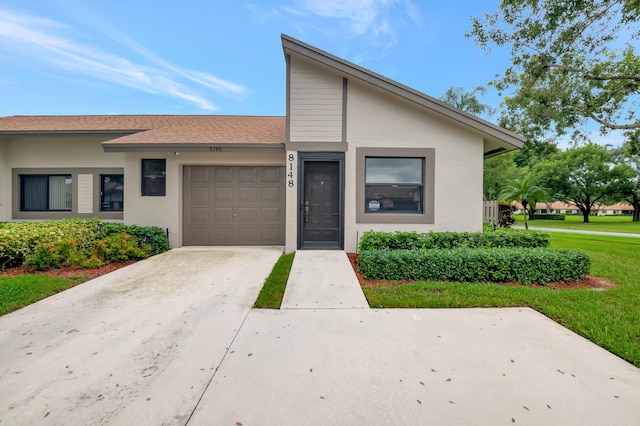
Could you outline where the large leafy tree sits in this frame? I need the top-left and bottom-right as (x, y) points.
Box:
(468, 0), (640, 147)
(611, 142), (640, 221)
(484, 152), (520, 200)
(439, 86), (497, 117)
(534, 143), (621, 222)
(499, 174), (550, 229)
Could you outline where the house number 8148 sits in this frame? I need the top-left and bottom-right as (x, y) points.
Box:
(287, 154), (295, 187)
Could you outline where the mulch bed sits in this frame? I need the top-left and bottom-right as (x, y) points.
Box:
(346, 253), (618, 290)
(0, 261), (137, 281)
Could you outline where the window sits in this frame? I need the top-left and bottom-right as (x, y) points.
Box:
(365, 157), (423, 214)
(356, 147), (434, 224)
(101, 174), (124, 211)
(20, 175), (72, 211)
(142, 159), (166, 196)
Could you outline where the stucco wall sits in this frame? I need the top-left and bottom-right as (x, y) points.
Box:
(343, 80), (484, 252)
(0, 141), (8, 221)
(124, 149), (285, 248)
(4, 135), (125, 220)
(4, 135), (124, 168)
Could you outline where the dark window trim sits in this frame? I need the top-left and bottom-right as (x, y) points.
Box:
(12, 167), (124, 220)
(100, 174), (124, 212)
(356, 147), (435, 224)
(20, 174), (72, 212)
(141, 159), (166, 197)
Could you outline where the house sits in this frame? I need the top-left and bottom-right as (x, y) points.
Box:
(0, 34), (524, 252)
(515, 201), (634, 216)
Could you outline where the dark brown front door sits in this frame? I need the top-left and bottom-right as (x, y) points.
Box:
(299, 156), (343, 249)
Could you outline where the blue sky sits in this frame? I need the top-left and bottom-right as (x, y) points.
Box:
(0, 0), (510, 116)
(0, 0), (627, 147)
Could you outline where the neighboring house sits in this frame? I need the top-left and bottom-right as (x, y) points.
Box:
(0, 34), (524, 252)
(515, 201), (634, 216)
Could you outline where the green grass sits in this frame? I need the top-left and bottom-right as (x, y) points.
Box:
(362, 232), (640, 367)
(254, 252), (295, 309)
(0, 274), (84, 316)
(515, 213), (640, 234)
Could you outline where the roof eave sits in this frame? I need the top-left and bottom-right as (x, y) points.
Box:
(102, 142), (285, 152)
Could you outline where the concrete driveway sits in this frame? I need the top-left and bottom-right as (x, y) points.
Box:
(2, 248), (640, 425)
(0, 247), (283, 425)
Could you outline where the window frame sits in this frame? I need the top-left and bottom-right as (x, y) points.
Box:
(20, 174), (73, 212)
(356, 147), (435, 224)
(141, 159), (166, 197)
(100, 174), (124, 212)
(12, 167), (124, 220)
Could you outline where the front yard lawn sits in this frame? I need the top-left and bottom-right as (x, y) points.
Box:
(0, 274), (84, 316)
(361, 232), (640, 368)
(515, 214), (640, 234)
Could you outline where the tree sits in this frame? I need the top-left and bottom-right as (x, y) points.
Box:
(534, 143), (620, 222)
(468, 1), (640, 148)
(611, 143), (640, 221)
(499, 174), (550, 229)
(484, 152), (520, 200)
(440, 86), (497, 117)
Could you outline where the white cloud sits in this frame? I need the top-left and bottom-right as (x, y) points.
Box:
(296, 0), (420, 38)
(0, 9), (248, 111)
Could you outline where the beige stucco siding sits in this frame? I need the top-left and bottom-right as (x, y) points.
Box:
(343, 80), (484, 252)
(3, 135), (124, 168)
(3, 135), (124, 221)
(289, 56), (343, 142)
(124, 149), (285, 248)
(0, 142), (8, 221)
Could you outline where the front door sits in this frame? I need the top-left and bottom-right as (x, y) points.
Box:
(299, 153), (344, 249)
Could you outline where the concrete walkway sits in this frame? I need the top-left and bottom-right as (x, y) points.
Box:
(513, 225), (640, 238)
(281, 251), (369, 309)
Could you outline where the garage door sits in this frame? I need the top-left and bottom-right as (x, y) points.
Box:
(183, 166), (285, 245)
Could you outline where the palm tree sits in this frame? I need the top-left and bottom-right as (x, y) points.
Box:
(499, 175), (550, 230)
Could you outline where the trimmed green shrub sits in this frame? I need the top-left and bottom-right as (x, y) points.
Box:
(0, 219), (102, 267)
(91, 232), (151, 263)
(24, 239), (107, 271)
(358, 230), (550, 252)
(532, 214), (566, 221)
(100, 223), (169, 255)
(358, 248), (589, 284)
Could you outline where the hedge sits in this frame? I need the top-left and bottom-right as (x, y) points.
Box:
(532, 214), (566, 221)
(0, 219), (170, 268)
(99, 223), (169, 255)
(357, 248), (590, 285)
(0, 219), (102, 267)
(358, 230), (550, 252)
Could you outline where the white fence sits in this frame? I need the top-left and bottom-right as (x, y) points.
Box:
(483, 200), (499, 226)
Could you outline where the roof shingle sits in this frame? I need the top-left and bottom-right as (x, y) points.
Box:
(0, 115), (286, 145)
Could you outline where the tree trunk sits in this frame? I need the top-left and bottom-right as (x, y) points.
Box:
(634, 209), (639, 222)
(583, 207), (591, 223)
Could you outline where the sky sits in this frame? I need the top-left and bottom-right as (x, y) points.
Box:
(0, 0), (625, 147)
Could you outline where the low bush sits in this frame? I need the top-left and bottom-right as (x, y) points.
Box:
(24, 240), (86, 271)
(532, 214), (566, 221)
(100, 223), (169, 255)
(358, 248), (589, 284)
(358, 230), (550, 252)
(1, 219), (168, 269)
(91, 232), (152, 263)
(0, 219), (101, 268)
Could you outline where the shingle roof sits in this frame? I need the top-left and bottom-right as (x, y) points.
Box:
(0, 115), (286, 147)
